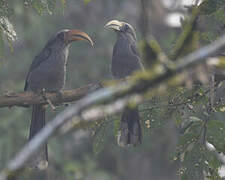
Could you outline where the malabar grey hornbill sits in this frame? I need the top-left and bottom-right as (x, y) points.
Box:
(105, 20), (144, 147)
(24, 29), (93, 169)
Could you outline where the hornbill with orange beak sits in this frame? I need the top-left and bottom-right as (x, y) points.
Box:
(24, 29), (93, 169)
(105, 20), (144, 147)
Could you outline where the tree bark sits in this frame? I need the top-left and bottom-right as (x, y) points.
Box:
(0, 83), (101, 108)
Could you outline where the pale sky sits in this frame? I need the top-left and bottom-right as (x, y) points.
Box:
(163, 0), (202, 27)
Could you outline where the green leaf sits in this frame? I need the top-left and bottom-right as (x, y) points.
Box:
(92, 118), (110, 155)
(199, 0), (219, 15)
(140, 102), (166, 132)
(207, 120), (225, 154)
(189, 116), (202, 122)
(180, 144), (222, 180)
(176, 133), (198, 156)
(180, 144), (205, 180)
(205, 150), (222, 180)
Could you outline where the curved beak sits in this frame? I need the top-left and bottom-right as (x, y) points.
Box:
(104, 20), (123, 31)
(66, 29), (94, 46)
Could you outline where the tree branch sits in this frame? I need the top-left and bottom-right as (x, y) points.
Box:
(1, 33), (225, 179)
(0, 83), (101, 108)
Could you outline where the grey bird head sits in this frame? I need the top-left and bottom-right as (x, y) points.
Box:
(45, 29), (94, 48)
(24, 29), (94, 92)
(105, 20), (137, 41)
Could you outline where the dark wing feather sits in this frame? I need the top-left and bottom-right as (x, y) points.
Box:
(24, 48), (51, 91)
(130, 44), (144, 70)
(130, 44), (145, 71)
(130, 43), (140, 57)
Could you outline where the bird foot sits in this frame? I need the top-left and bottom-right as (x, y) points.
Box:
(41, 88), (56, 111)
(55, 90), (63, 100)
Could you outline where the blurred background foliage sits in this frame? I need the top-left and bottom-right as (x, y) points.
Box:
(0, 0), (225, 180)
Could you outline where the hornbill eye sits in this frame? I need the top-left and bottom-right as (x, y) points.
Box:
(57, 32), (66, 41)
(120, 24), (129, 32)
(123, 24), (129, 31)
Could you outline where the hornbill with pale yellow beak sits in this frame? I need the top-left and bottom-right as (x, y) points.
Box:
(24, 29), (93, 169)
(105, 20), (144, 147)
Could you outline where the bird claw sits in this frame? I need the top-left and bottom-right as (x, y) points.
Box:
(41, 89), (56, 111)
(55, 90), (63, 100)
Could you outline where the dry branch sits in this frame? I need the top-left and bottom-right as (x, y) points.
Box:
(0, 83), (101, 108)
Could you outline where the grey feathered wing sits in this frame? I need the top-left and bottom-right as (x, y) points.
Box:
(25, 48), (51, 169)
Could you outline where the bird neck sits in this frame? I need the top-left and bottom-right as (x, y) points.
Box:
(117, 32), (135, 45)
(116, 33), (135, 52)
(45, 43), (70, 66)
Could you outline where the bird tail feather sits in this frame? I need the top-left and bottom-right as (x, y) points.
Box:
(29, 104), (48, 170)
(117, 107), (142, 147)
